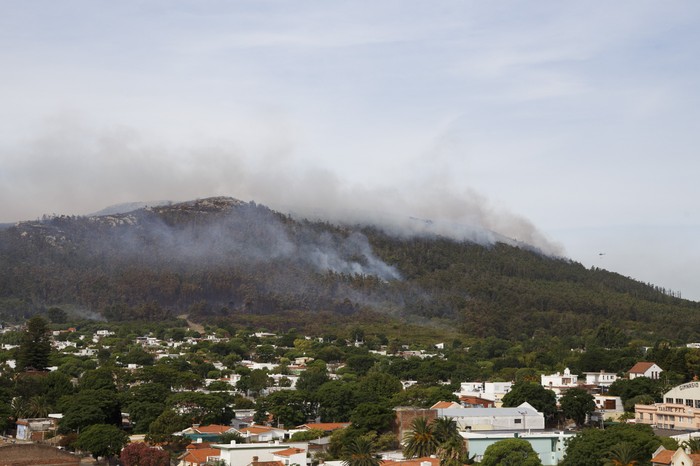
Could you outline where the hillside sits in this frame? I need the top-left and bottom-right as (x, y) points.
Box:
(0, 197), (698, 341)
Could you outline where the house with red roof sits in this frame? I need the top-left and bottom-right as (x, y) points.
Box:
(459, 395), (495, 408)
(216, 441), (308, 466)
(651, 446), (700, 465)
(271, 447), (306, 465)
(178, 446), (221, 466)
(628, 362), (663, 380)
(430, 401), (461, 410)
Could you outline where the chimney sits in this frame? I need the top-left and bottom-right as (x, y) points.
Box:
(197, 438), (203, 443)
(253, 456), (259, 463)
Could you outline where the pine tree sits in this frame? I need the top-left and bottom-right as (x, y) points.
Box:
(17, 316), (51, 371)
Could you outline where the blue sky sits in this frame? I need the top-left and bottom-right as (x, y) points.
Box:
(2, 1), (700, 299)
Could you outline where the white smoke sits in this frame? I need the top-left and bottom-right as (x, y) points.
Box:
(0, 118), (562, 256)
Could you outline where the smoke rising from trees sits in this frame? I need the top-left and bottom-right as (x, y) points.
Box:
(0, 119), (561, 255)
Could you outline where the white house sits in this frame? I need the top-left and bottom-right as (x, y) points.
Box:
(651, 446), (700, 465)
(628, 362), (663, 380)
(237, 425), (287, 442)
(454, 382), (512, 405)
(271, 447), (306, 466)
(214, 441), (307, 465)
(584, 371), (618, 388)
(541, 368), (578, 393)
(435, 402), (545, 431)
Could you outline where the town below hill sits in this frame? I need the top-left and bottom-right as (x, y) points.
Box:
(2, 317), (700, 465)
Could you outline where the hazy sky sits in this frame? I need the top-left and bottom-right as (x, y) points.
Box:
(2, 2), (700, 299)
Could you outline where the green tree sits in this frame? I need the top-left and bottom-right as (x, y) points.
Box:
(75, 424), (129, 460)
(390, 384), (458, 408)
(342, 436), (380, 466)
(562, 424), (662, 466)
(349, 402), (394, 433)
(296, 364), (330, 392)
(261, 390), (310, 428)
(317, 380), (358, 422)
(602, 442), (640, 466)
(291, 429), (326, 441)
(433, 416), (460, 444)
(147, 409), (190, 444)
(79, 367), (117, 391)
(47, 307), (68, 324)
(59, 389), (122, 433)
(608, 378), (664, 409)
(560, 388), (596, 426)
(501, 382), (557, 420)
(682, 437), (700, 454)
(402, 417), (439, 458)
(165, 392), (232, 425)
(17, 316), (51, 371)
(356, 372), (403, 404)
(237, 369), (271, 397)
(480, 438), (543, 466)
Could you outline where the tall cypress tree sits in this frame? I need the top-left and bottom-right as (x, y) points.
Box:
(17, 316), (51, 371)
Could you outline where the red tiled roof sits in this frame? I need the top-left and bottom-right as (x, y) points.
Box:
(182, 448), (220, 465)
(298, 422), (350, 432)
(651, 449), (673, 464)
(194, 424), (232, 434)
(273, 447), (305, 457)
(251, 462), (284, 466)
(629, 362), (657, 373)
(187, 442), (213, 450)
(431, 401), (459, 409)
(459, 395), (494, 407)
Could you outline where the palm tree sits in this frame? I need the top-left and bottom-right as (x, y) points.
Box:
(433, 417), (460, 444)
(603, 442), (640, 466)
(343, 436), (380, 466)
(683, 437), (700, 454)
(28, 395), (50, 418)
(436, 435), (469, 466)
(403, 417), (439, 459)
(11, 396), (29, 420)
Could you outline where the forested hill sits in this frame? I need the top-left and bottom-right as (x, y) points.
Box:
(0, 197), (698, 341)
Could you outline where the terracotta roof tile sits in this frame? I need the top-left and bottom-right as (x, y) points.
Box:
(194, 424), (232, 434)
(651, 449), (673, 464)
(431, 401), (459, 409)
(182, 448), (220, 465)
(273, 447), (305, 457)
(629, 362), (658, 373)
(298, 422), (350, 431)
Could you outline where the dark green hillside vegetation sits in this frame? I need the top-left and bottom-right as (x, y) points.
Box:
(0, 197), (698, 342)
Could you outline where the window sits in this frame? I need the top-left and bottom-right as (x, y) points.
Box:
(696, 400), (700, 408)
(677, 399), (684, 405)
(666, 398), (673, 403)
(514, 419), (522, 424)
(687, 400), (694, 407)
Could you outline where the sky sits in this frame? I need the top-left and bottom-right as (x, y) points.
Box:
(1, 1), (700, 299)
